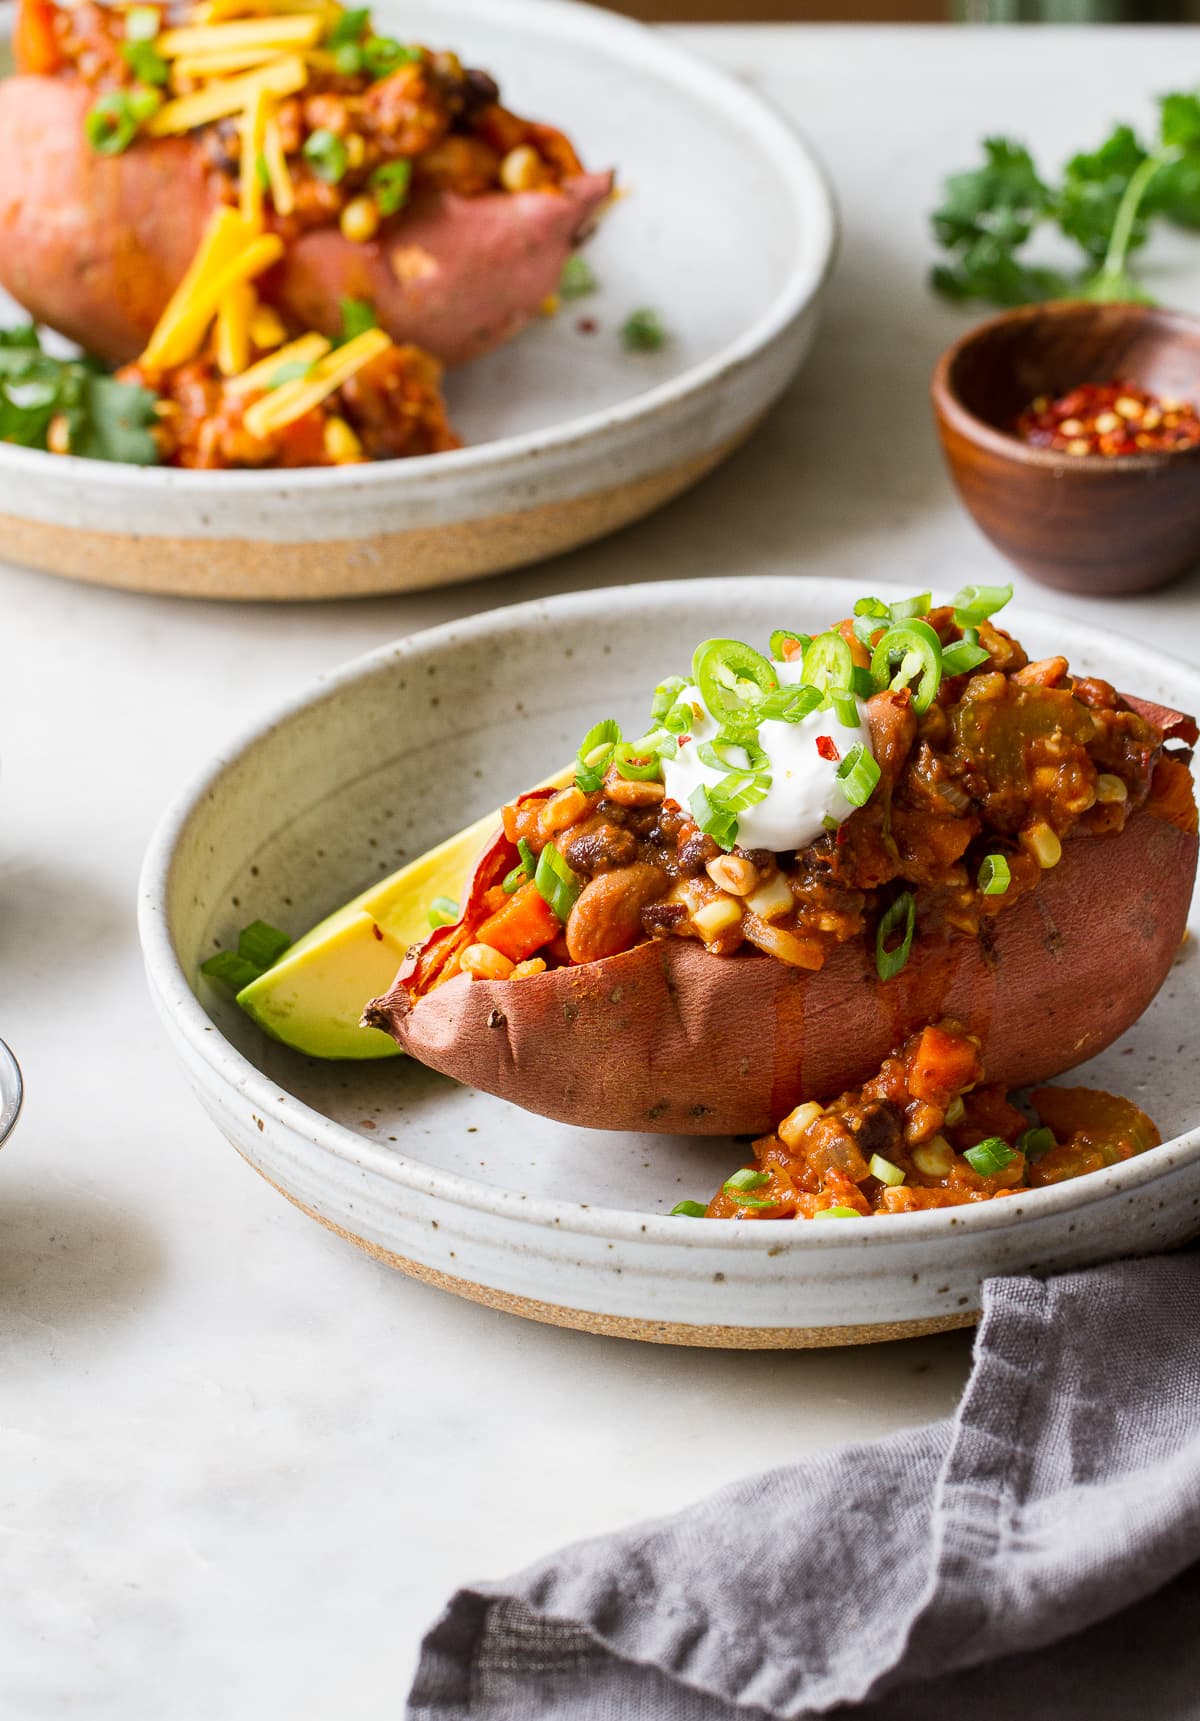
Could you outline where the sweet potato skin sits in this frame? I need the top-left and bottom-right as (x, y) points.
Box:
(366, 807), (1196, 1135)
(0, 75), (614, 367)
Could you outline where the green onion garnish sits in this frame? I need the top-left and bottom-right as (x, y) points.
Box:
(327, 6), (369, 44)
(621, 307), (667, 352)
(560, 255), (598, 299)
(575, 717), (622, 792)
(237, 919), (292, 970)
(125, 6), (161, 40)
(266, 359), (316, 389)
(729, 1193), (782, 1210)
(692, 638), (779, 744)
(850, 665), (876, 698)
(813, 1205), (861, 1219)
(870, 620), (943, 714)
(670, 1199), (708, 1217)
(876, 890), (916, 980)
(304, 128), (349, 184)
(612, 741), (663, 782)
(835, 743), (881, 808)
(828, 689), (860, 729)
(697, 735), (768, 775)
(710, 769), (771, 813)
(869, 1153), (905, 1187)
(851, 597), (890, 649)
(952, 583), (1013, 628)
(334, 40), (364, 73)
(651, 675), (687, 723)
(769, 628), (810, 662)
(1018, 1125), (1056, 1163)
(533, 842), (582, 923)
(200, 950), (264, 992)
(501, 864), (526, 895)
(940, 638), (991, 677)
(121, 39), (169, 83)
(84, 88), (160, 155)
(362, 35), (420, 77)
(517, 837), (537, 877)
(428, 895), (460, 928)
(978, 853), (1011, 895)
(757, 685), (822, 725)
(689, 784), (739, 852)
(889, 592), (932, 622)
(370, 159), (412, 216)
(724, 1168), (771, 1193)
(964, 1137), (1016, 1176)
(339, 297), (378, 343)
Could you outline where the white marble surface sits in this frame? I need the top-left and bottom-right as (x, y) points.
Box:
(2, 23), (1199, 1718)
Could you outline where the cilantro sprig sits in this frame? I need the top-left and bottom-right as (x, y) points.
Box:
(931, 91), (1200, 307)
(0, 325), (160, 464)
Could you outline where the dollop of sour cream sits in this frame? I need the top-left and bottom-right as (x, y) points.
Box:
(662, 658), (875, 853)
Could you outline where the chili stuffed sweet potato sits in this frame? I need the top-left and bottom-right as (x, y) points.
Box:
(365, 590), (1198, 1135)
(0, 1), (613, 367)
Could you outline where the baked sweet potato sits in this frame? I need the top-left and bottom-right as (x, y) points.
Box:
(0, 74), (613, 367)
(364, 696), (1198, 1136)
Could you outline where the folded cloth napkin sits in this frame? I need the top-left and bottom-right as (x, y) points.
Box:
(407, 1250), (1200, 1720)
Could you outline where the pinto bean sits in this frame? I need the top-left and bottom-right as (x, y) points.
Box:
(676, 830), (720, 876)
(565, 863), (668, 965)
(564, 824), (638, 873)
(601, 768), (666, 808)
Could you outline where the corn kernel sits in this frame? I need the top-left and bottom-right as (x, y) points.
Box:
(323, 416), (363, 465)
(778, 1101), (823, 1150)
(344, 133), (365, 170)
(510, 958), (547, 981)
(47, 415), (71, 456)
(460, 943), (515, 981)
(340, 194), (380, 244)
(745, 872), (793, 921)
(1021, 821), (1062, 869)
(692, 895), (742, 941)
(500, 144), (544, 192)
(944, 1096), (965, 1125)
(1095, 773), (1128, 804)
(912, 1136), (954, 1178)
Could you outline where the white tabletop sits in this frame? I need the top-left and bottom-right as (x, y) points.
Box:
(3, 24), (1198, 1718)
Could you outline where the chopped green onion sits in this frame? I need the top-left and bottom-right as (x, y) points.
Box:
(122, 39), (169, 83)
(533, 842), (582, 923)
(868, 1153), (905, 1187)
(952, 583), (1013, 628)
(339, 297), (378, 343)
(517, 837), (537, 879)
(1018, 1125), (1056, 1163)
(889, 592), (931, 622)
(501, 863), (526, 895)
(801, 631), (855, 698)
(689, 784), (738, 851)
(729, 1192), (782, 1210)
(327, 6), (369, 45)
(200, 950), (263, 992)
(85, 89), (156, 155)
(710, 769), (771, 813)
(854, 597), (890, 619)
(651, 675), (687, 723)
(870, 619), (943, 713)
(370, 159), (412, 216)
(125, 6), (161, 40)
(362, 35), (419, 77)
(255, 152), (271, 192)
(428, 895), (460, 928)
(835, 743), (881, 808)
(575, 717), (621, 792)
(828, 689), (860, 729)
(940, 638), (991, 677)
(876, 890), (916, 980)
(813, 1205), (861, 1219)
(757, 684), (822, 724)
(266, 359), (316, 389)
(852, 598), (891, 650)
(304, 128), (349, 184)
(978, 853), (1011, 896)
(964, 1137), (1016, 1176)
(769, 628), (810, 662)
(237, 920), (292, 970)
(612, 741), (663, 782)
(670, 1199), (708, 1217)
(621, 307), (667, 352)
(724, 1168), (771, 1192)
(850, 666), (876, 698)
(560, 255), (597, 299)
(697, 735), (768, 775)
(692, 639), (778, 744)
(334, 40), (364, 73)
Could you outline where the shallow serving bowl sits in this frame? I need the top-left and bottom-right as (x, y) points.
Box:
(138, 577), (1200, 1347)
(0, 0), (835, 602)
(932, 301), (1200, 598)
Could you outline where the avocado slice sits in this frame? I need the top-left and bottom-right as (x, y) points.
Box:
(234, 766), (571, 1060)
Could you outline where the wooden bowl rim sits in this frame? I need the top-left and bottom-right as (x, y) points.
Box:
(930, 298), (1200, 477)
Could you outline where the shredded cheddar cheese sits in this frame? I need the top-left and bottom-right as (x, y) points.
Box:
(226, 332), (332, 396)
(147, 54), (307, 136)
(190, 0), (334, 21)
(157, 14), (324, 58)
(216, 282), (256, 376)
(243, 328), (391, 438)
(239, 84), (270, 227)
(139, 207), (250, 369)
(261, 109), (295, 215)
(142, 229), (285, 370)
(249, 303), (288, 349)
(171, 45), (292, 82)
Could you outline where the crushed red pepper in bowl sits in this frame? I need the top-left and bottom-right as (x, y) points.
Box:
(680, 1018), (1161, 1221)
(1015, 379), (1200, 458)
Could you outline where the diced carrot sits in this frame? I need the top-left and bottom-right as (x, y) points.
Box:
(475, 879), (560, 963)
(837, 616), (872, 669)
(907, 1022), (982, 1106)
(15, 0), (63, 73)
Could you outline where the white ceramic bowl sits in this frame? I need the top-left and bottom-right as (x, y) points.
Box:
(0, 0), (836, 600)
(139, 578), (1200, 1346)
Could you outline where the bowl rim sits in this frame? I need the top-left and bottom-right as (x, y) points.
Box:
(931, 297), (1200, 476)
(137, 574), (1200, 1253)
(0, 1036), (22, 1146)
(0, 0), (839, 498)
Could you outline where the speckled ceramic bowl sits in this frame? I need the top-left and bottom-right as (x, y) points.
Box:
(138, 578), (1200, 1346)
(0, 1037), (22, 1147)
(0, 0), (836, 601)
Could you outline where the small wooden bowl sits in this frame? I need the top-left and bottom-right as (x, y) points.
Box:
(931, 301), (1200, 596)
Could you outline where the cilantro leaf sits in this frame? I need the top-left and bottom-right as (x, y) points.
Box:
(1159, 91), (1200, 153)
(1057, 124), (1150, 264)
(931, 243), (1068, 308)
(68, 372), (160, 465)
(0, 322), (160, 464)
(932, 137), (1053, 253)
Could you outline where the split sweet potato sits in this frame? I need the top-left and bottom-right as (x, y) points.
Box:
(364, 697), (1198, 1137)
(0, 74), (613, 367)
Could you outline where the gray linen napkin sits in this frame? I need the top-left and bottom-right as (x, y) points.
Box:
(407, 1251), (1200, 1719)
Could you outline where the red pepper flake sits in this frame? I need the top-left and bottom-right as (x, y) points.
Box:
(576, 317), (599, 336)
(816, 735), (840, 762)
(1014, 378), (1200, 457)
(678, 733), (692, 748)
(372, 923), (383, 941)
(836, 824), (850, 847)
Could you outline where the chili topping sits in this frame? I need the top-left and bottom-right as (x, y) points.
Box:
(1015, 379), (1200, 457)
